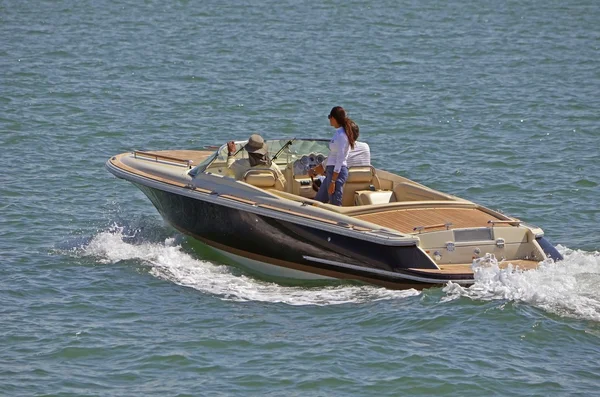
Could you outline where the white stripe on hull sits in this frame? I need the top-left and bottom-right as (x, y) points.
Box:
(208, 246), (334, 281)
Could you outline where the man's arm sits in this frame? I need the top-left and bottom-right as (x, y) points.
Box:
(226, 141), (237, 168)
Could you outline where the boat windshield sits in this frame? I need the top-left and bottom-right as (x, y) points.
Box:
(189, 138), (330, 176)
(270, 139), (330, 164)
(188, 151), (218, 176)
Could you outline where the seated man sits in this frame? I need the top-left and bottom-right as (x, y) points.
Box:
(226, 134), (286, 190)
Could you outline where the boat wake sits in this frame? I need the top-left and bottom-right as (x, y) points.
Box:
(443, 248), (600, 321)
(70, 224), (419, 306)
(64, 224), (600, 317)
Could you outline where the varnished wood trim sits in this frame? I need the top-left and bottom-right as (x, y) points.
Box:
(134, 150), (194, 166)
(220, 194), (257, 205)
(192, 187), (213, 194)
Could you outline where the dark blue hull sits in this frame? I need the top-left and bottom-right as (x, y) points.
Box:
(135, 183), (458, 289)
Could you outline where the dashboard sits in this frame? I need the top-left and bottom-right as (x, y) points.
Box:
(292, 152), (326, 176)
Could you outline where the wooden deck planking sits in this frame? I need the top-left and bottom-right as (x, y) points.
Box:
(355, 207), (509, 234)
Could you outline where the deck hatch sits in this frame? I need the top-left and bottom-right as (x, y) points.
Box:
(453, 228), (492, 242)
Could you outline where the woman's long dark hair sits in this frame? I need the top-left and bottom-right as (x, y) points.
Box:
(330, 106), (357, 149)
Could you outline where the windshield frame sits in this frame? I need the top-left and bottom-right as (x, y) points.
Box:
(188, 138), (330, 176)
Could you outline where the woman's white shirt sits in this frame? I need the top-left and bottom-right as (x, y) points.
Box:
(326, 127), (350, 173)
(347, 141), (370, 167)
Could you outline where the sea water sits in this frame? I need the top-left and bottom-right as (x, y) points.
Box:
(1, 0), (599, 395)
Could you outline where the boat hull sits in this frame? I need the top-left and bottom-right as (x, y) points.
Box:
(207, 244), (334, 281)
(133, 182), (471, 289)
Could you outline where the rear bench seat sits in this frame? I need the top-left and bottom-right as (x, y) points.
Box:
(355, 190), (394, 205)
(355, 182), (453, 205)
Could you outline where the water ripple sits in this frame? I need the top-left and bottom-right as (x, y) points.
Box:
(2, 0), (600, 394)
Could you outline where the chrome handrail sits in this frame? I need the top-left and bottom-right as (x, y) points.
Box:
(133, 151), (193, 167)
(413, 222), (453, 233)
(488, 220), (521, 226)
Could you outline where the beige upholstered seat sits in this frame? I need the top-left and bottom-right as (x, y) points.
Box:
(355, 190), (395, 205)
(342, 166), (381, 206)
(243, 169), (277, 188)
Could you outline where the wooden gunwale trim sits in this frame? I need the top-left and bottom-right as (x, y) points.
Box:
(220, 194), (257, 205)
(192, 187), (213, 194)
(141, 149), (214, 164)
(134, 150), (194, 165)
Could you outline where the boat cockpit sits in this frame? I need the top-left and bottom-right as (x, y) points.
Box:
(189, 138), (459, 208)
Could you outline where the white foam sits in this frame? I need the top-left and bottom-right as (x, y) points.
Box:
(443, 247), (600, 321)
(77, 225), (419, 306)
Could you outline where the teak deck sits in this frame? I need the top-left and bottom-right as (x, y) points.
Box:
(355, 207), (508, 234)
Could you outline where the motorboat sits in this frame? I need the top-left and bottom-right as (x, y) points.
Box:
(105, 138), (563, 289)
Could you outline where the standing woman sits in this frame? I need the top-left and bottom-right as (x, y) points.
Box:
(311, 106), (357, 206)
